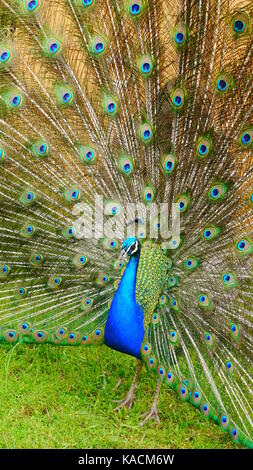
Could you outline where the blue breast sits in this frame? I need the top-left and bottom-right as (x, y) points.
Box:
(104, 254), (145, 359)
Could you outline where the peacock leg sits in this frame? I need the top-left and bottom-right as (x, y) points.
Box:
(114, 360), (143, 410)
(139, 378), (161, 427)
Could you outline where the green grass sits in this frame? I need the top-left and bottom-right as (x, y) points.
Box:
(0, 344), (242, 449)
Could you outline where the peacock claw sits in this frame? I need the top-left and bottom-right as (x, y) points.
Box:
(139, 377), (161, 427)
(114, 393), (135, 411)
(114, 361), (143, 412)
(139, 407), (160, 427)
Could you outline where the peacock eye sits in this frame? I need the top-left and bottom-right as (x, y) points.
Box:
(12, 96), (20, 106)
(104, 95), (119, 116)
(217, 79), (227, 91)
(220, 414), (230, 429)
(129, 1), (142, 17)
(161, 153), (177, 175)
(198, 293), (211, 310)
(72, 190), (79, 199)
(86, 150), (93, 160)
(199, 144), (207, 154)
(226, 361), (233, 372)
(96, 43), (103, 52)
(50, 43), (58, 52)
(82, 0), (93, 6)
(90, 36), (107, 57)
(175, 192), (190, 213)
(78, 145), (96, 165)
(27, 0), (39, 11)
(63, 93), (71, 102)
(140, 123), (153, 144)
(215, 73), (233, 94)
(233, 20), (244, 32)
(202, 225), (221, 241)
(232, 12), (249, 35)
(108, 103), (115, 112)
(235, 237), (252, 255)
(170, 87), (186, 111)
(138, 55), (153, 77)
(0, 50), (10, 63)
(119, 155), (134, 176)
(241, 132), (251, 145)
(143, 184), (155, 203)
(55, 84), (74, 107)
(131, 4), (140, 14)
(40, 144), (46, 153)
(196, 134), (212, 159)
(173, 24), (188, 47)
(44, 38), (62, 58)
(0, 147), (5, 162)
(174, 95), (182, 106)
(176, 32), (184, 43)
(142, 62), (150, 72)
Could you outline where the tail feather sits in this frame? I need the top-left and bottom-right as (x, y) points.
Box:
(0, 0), (252, 447)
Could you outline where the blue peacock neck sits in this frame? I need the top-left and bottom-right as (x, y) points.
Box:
(104, 251), (145, 359)
(118, 252), (140, 295)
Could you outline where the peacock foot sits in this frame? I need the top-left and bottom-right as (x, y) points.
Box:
(114, 360), (143, 412)
(139, 377), (161, 427)
(139, 405), (160, 427)
(114, 390), (135, 411)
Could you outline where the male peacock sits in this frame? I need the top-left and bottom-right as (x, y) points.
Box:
(0, 0), (252, 448)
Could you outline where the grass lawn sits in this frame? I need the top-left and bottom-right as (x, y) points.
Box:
(0, 343), (241, 449)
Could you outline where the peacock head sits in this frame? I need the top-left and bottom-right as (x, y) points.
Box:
(120, 237), (140, 259)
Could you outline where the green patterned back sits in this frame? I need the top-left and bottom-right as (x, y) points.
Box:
(136, 241), (168, 327)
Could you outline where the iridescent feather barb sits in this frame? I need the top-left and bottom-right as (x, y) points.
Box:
(0, 0), (252, 448)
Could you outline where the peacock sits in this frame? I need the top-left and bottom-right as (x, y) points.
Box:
(0, 0), (252, 448)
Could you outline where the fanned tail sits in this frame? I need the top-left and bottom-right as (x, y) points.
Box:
(0, 0), (252, 448)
